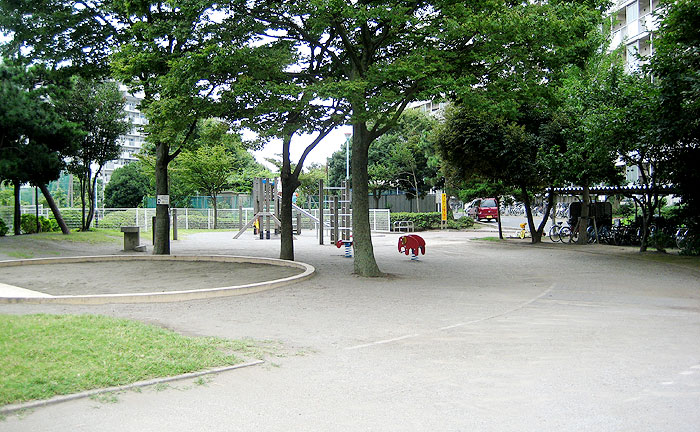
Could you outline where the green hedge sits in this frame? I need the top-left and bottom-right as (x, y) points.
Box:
(98, 210), (139, 228)
(20, 214), (59, 234)
(0, 217), (8, 236)
(390, 212), (474, 231)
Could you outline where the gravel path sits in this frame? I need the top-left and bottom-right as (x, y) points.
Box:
(1, 228), (699, 431)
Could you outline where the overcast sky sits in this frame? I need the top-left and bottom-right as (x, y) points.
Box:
(252, 125), (353, 171)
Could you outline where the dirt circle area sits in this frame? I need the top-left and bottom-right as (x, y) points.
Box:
(0, 259), (304, 296)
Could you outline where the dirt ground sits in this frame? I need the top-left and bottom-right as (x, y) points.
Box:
(1, 228), (699, 432)
(0, 261), (302, 295)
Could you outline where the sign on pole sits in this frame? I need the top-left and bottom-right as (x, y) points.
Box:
(441, 193), (447, 228)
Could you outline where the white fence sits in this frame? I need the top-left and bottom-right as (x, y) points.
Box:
(8, 206), (391, 233)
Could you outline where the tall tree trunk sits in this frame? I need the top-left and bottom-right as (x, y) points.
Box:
(577, 184), (590, 245)
(413, 171), (420, 213)
(35, 187), (40, 233)
(39, 183), (70, 234)
(280, 172), (299, 261)
(351, 122), (382, 277)
(13, 179), (21, 235)
(212, 195), (218, 230)
(496, 196), (503, 240)
(534, 187), (555, 243)
(84, 169), (97, 230)
(521, 186), (540, 243)
(280, 132), (301, 261)
(372, 190), (381, 209)
(153, 142), (170, 255)
(79, 174), (87, 231)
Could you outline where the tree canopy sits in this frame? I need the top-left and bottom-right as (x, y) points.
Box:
(57, 77), (130, 230)
(104, 162), (150, 208)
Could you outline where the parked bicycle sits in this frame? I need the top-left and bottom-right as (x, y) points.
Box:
(548, 221), (566, 243)
(675, 227), (690, 249)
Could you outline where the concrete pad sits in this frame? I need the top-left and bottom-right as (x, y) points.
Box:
(0, 282), (52, 298)
(0, 229), (698, 431)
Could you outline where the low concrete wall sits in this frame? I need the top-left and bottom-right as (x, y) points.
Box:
(0, 255), (315, 305)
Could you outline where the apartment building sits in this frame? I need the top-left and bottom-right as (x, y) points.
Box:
(102, 86), (148, 183)
(609, 0), (661, 72)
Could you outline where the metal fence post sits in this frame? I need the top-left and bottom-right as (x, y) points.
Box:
(318, 179), (324, 245)
(172, 208), (178, 240)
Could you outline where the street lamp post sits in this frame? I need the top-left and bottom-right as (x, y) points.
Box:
(345, 132), (352, 180)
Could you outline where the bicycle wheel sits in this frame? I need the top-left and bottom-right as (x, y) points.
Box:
(559, 226), (572, 243)
(612, 227), (623, 246)
(587, 226), (596, 244)
(548, 226), (560, 242)
(676, 228), (688, 249)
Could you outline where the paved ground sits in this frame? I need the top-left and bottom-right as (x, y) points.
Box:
(1, 228), (699, 431)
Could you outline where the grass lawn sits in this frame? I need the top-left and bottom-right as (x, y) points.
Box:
(36, 229), (123, 244)
(0, 314), (261, 406)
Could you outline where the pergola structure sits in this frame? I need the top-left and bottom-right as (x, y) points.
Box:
(552, 184), (679, 197)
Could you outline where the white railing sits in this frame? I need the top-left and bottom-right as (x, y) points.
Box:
(11, 207), (392, 232)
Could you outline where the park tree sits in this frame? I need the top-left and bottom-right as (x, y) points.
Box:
(554, 55), (626, 244)
(327, 141), (352, 189)
(179, 145), (234, 229)
(227, 4), (346, 261)
(367, 153), (396, 210)
(327, 138), (396, 209)
(438, 0), (606, 243)
(330, 109), (440, 211)
(109, 1), (269, 254)
(1, 0), (270, 253)
(650, 0), (700, 241)
(0, 61), (77, 234)
(104, 162), (150, 208)
(377, 109), (440, 212)
(437, 103), (560, 244)
(178, 118), (253, 229)
(297, 163), (326, 209)
(57, 77), (130, 230)
(242, 0), (462, 275)
(449, 177), (516, 239)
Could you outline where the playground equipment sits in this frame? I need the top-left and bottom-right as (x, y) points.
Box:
(309, 179), (352, 246)
(233, 178), (281, 239)
(518, 222), (530, 239)
(335, 238), (353, 258)
(398, 234), (425, 260)
(322, 179), (352, 244)
(232, 177), (354, 244)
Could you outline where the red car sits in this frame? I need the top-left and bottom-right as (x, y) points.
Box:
(476, 198), (499, 222)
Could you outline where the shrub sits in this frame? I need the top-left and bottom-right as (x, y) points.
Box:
(648, 231), (674, 253)
(447, 217), (474, 230)
(19, 214), (60, 234)
(390, 212), (474, 231)
(44, 218), (59, 232)
(0, 218), (8, 236)
(99, 209), (139, 228)
(678, 228), (700, 256)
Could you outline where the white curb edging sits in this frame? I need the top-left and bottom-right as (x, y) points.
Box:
(0, 360), (264, 415)
(0, 255), (315, 304)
